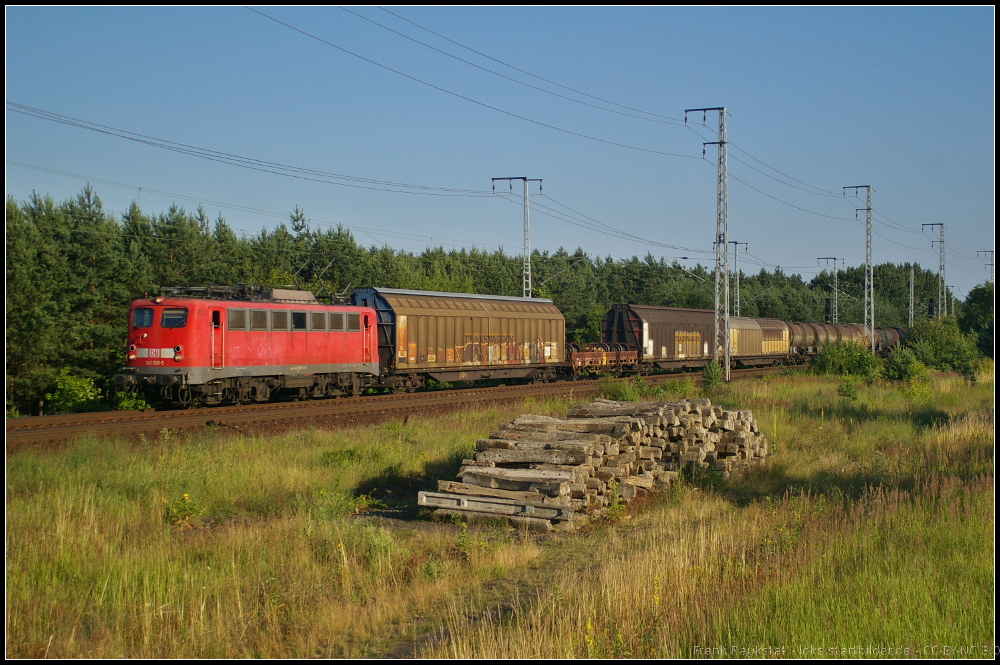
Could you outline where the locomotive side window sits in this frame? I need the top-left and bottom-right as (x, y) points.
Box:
(329, 312), (345, 331)
(272, 310), (289, 331)
(310, 312), (327, 331)
(291, 312), (307, 331)
(132, 308), (154, 329)
(347, 313), (361, 332)
(251, 310), (269, 331)
(161, 308), (188, 328)
(228, 309), (247, 331)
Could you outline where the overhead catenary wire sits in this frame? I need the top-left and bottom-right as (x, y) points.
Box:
(245, 7), (699, 160)
(6, 162), (522, 252)
(339, 6), (687, 127)
(377, 6), (688, 124)
(11, 158), (715, 262)
(7, 102), (498, 198)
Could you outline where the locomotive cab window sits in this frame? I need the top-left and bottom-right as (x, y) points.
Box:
(228, 309), (247, 331)
(161, 308), (188, 329)
(310, 312), (327, 331)
(250, 310), (269, 331)
(132, 308), (154, 329)
(291, 312), (307, 331)
(272, 310), (289, 331)
(329, 312), (345, 331)
(346, 313), (361, 332)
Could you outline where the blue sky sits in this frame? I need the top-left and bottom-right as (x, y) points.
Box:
(5, 6), (994, 301)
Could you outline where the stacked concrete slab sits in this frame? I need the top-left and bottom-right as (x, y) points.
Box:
(417, 397), (768, 532)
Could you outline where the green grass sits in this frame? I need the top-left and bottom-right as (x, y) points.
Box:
(6, 371), (994, 658)
(5, 398), (571, 658)
(420, 371), (994, 658)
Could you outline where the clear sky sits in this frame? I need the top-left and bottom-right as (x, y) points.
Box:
(5, 6), (995, 300)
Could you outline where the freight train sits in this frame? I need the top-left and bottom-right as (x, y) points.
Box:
(114, 286), (905, 407)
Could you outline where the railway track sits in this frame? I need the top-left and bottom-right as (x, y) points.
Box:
(6, 366), (793, 452)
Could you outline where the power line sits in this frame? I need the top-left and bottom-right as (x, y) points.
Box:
(725, 166), (856, 221)
(685, 121), (844, 198)
(245, 8), (699, 159)
(10, 156), (712, 260)
(495, 192), (710, 254)
(7, 161), (522, 252)
(339, 6), (686, 127)
(538, 193), (712, 255)
(7, 102), (498, 198)
(377, 6), (687, 124)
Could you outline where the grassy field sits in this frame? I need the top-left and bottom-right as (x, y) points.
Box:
(6, 369), (994, 658)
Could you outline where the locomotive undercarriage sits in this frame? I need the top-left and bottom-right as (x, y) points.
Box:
(138, 371), (382, 407)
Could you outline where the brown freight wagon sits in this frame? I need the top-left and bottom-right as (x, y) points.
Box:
(351, 287), (565, 390)
(600, 305), (791, 369)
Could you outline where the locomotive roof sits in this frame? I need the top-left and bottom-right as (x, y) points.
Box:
(158, 285), (319, 304)
(358, 287), (553, 304)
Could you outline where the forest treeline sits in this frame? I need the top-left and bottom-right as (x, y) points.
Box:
(5, 188), (993, 414)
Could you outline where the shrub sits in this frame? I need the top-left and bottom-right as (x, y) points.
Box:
(809, 341), (882, 382)
(836, 379), (858, 401)
(702, 359), (723, 389)
(115, 391), (151, 411)
(43, 368), (103, 414)
(908, 317), (981, 379)
(882, 346), (930, 384)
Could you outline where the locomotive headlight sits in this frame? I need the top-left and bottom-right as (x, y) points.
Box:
(174, 354), (183, 361)
(128, 344), (136, 352)
(128, 353), (137, 360)
(174, 345), (182, 353)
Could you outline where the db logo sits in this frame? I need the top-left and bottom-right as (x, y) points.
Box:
(149, 348), (161, 357)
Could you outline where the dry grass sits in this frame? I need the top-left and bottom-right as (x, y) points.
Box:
(419, 372), (995, 658)
(6, 373), (994, 658)
(5, 398), (567, 658)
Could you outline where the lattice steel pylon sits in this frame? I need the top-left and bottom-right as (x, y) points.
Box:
(493, 176), (542, 298)
(687, 107), (729, 381)
(845, 186), (874, 351)
(977, 250), (994, 283)
(730, 241), (747, 317)
(923, 223), (945, 319)
(909, 265), (914, 327)
(818, 257), (844, 324)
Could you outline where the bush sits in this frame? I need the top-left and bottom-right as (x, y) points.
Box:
(115, 391), (151, 411)
(836, 379), (859, 401)
(809, 341), (882, 382)
(43, 368), (103, 414)
(702, 359), (723, 389)
(882, 346), (930, 384)
(908, 317), (981, 379)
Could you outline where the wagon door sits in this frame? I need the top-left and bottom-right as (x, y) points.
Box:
(210, 308), (224, 369)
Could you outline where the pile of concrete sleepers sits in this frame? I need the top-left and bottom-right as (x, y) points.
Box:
(417, 397), (769, 532)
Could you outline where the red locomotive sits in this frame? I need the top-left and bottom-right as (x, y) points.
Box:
(115, 286), (379, 406)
